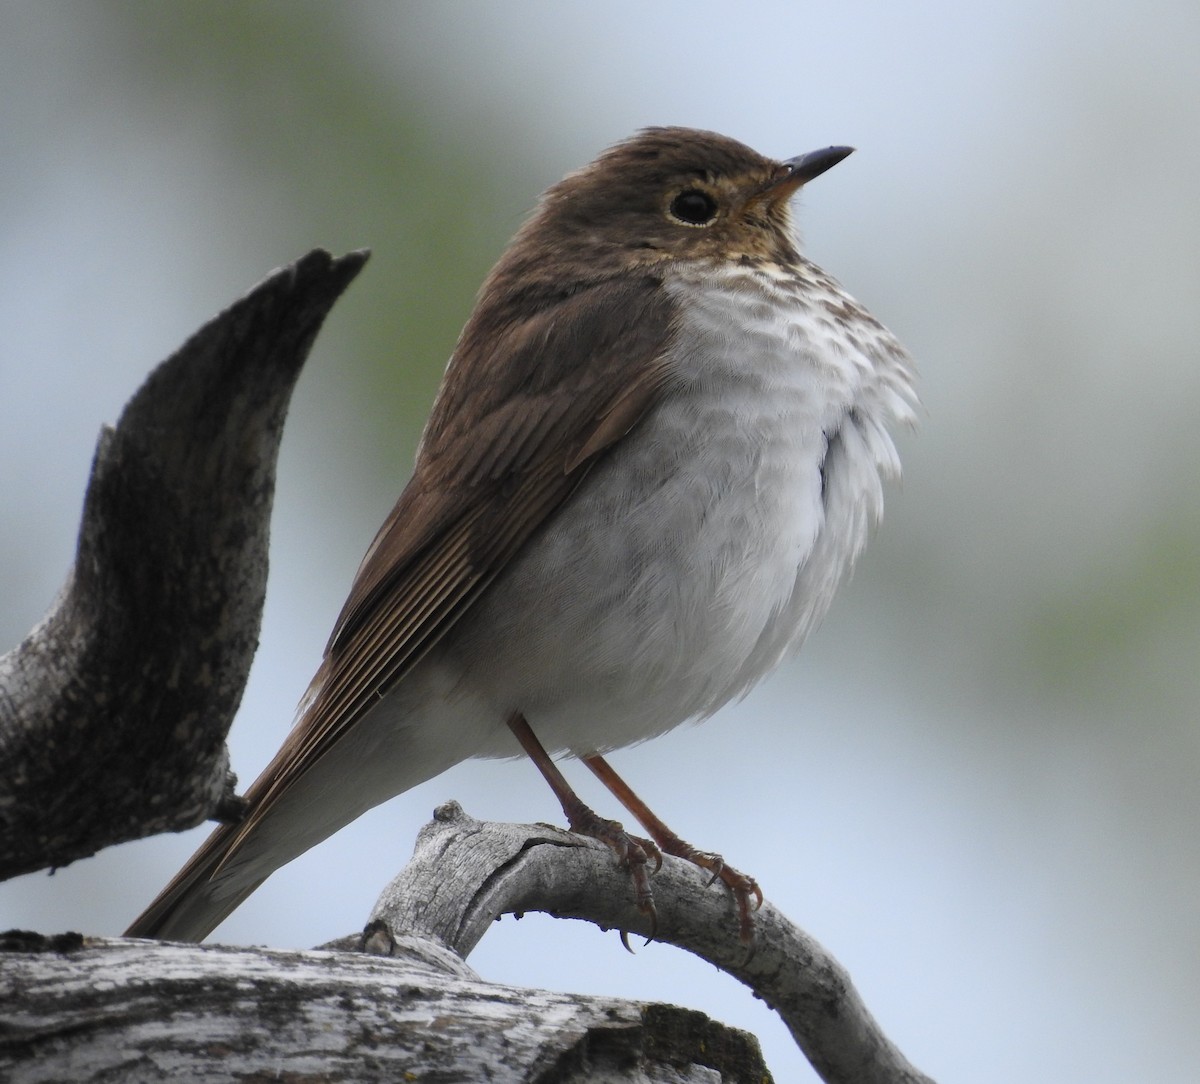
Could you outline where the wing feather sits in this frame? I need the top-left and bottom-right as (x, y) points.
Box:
(229, 274), (678, 847)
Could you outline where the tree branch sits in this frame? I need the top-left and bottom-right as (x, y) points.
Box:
(0, 249), (368, 879)
(361, 802), (936, 1084)
(0, 931), (772, 1082)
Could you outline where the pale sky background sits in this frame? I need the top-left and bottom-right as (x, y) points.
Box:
(2, 3), (1199, 1081)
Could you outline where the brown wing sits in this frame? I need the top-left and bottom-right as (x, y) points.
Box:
(232, 272), (679, 843)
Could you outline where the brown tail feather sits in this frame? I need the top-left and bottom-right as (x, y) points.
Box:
(124, 821), (265, 942)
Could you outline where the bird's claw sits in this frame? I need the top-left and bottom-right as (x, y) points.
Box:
(655, 841), (762, 945)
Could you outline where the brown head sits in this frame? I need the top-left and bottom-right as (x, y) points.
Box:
(491, 127), (853, 289)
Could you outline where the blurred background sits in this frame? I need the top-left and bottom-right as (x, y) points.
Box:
(2, 2), (1198, 1080)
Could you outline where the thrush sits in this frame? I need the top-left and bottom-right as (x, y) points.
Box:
(126, 127), (917, 944)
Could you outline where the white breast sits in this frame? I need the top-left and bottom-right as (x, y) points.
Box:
(444, 260), (917, 757)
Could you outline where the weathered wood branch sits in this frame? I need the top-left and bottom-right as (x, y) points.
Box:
(359, 801), (936, 1084)
(0, 249), (368, 879)
(0, 931), (772, 1083)
(0, 801), (934, 1083)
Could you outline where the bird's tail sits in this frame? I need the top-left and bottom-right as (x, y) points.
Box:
(123, 738), (380, 942)
(124, 681), (468, 941)
(123, 818), (266, 942)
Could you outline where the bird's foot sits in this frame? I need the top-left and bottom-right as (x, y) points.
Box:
(562, 798), (661, 941)
(581, 753), (763, 945)
(504, 714), (662, 944)
(656, 837), (762, 945)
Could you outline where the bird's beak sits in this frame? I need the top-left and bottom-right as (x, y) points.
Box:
(763, 146), (855, 202)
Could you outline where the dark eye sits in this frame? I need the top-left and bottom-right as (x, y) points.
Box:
(668, 189), (718, 226)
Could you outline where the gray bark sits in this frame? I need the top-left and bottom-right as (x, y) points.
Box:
(0, 249), (368, 879)
(0, 799), (937, 1084)
(0, 931), (768, 1083)
(361, 801), (936, 1084)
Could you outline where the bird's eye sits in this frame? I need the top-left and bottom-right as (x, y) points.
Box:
(668, 189), (718, 227)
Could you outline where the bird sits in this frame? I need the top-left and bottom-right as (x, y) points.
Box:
(126, 127), (917, 945)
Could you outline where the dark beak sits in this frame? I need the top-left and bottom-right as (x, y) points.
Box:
(764, 145), (855, 202)
(782, 146), (855, 185)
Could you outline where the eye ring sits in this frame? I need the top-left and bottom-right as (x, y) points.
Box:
(667, 188), (719, 227)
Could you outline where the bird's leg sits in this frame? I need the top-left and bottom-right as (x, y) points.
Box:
(506, 713), (660, 936)
(583, 752), (763, 944)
